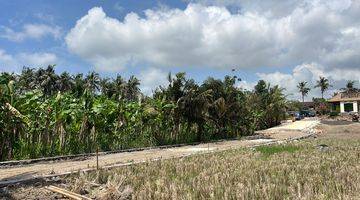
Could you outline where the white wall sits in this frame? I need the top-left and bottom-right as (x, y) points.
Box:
(340, 101), (359, 113)
(340, 102), (345, 113)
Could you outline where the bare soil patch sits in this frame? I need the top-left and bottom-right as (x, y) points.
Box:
(317, 120), (360, 140)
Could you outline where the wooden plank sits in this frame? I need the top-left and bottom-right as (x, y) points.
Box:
(45, 185), (91, 200)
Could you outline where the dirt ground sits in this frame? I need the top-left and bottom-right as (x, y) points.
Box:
(4, 118), (359, 200)
(316, 120), (360, 140)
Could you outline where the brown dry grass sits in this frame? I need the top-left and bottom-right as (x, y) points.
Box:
(63, 138), (360, 200)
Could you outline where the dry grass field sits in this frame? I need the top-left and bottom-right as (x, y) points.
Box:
(1, 121), (360, 200)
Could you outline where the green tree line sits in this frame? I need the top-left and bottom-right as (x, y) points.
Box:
(0, 66), (286, 161)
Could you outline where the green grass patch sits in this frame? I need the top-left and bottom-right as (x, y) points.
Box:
(256, 145), (300, 156)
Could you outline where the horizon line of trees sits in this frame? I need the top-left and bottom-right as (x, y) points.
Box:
(0, 66), (287, 161)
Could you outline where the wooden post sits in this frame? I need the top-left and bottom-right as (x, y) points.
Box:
(96, 146), (99, 170)
(45, 185), (91, 200)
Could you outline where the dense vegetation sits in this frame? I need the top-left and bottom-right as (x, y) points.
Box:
(0, 66), (286, 161)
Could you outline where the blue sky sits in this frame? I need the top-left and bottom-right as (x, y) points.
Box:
(0, 0), (359, 98)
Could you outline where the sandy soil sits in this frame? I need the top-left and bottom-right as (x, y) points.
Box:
(256, 118), (319, 136)
(0, 119), (319, 188)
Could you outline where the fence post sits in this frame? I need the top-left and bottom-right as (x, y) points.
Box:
(96, 146), (99, 170)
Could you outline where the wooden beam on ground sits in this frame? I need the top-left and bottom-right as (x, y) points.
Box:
(45, 185), (91, 200)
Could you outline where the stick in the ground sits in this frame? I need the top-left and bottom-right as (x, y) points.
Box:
(45, 185), (91, 200)
(96, 146), (99, 170)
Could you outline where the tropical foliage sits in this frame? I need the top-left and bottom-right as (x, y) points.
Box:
(0, 66), (287, 161)
(297, 81), (310, 102)
(314, 76), (331, 98)
(341, 80), (359, 93)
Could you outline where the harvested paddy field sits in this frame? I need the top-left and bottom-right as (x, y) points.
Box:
(1, 120), (360, 200)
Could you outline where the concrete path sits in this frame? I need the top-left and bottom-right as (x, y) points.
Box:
(0, 118), (319, 186)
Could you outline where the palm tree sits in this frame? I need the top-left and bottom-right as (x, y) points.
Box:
(125, 76), (140, 101)
(37, 65), (59, 96)
(114, 75), (126, 100)
(56, 72), (73, 92)
(99, 78), (114, 98)
(314, 76), (331, 99)
(85, 71), (100, 94)
(341, 80), (358, 93)
(177, 88), (212, 141)
(18, 67), (36, 93)
(72, 73), (85, 97)
(297, 81), (310, 102)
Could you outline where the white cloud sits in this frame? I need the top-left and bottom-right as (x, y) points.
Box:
(0, 49), (15, 64)
(66, 2), (360, 72)
(0, 49), (17, 70)
(0, 49), (57, 71)
(237, 80), (255, 91)
(138, 67), (168, 95)
(187, 0), (354, 17)
(0, 24), (61, 42)
(185, 0), (300, 17)
(255, 63), (360, 101)
(18, 52), (57, 67)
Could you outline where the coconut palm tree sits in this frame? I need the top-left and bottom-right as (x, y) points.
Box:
(341, 80), (358, 93)
(125, 76), (140, 101)
(314, 76), (331, 99)
(39, 65), (59, 96)
(18, 67), (36, 93)
(72, 73), (85, 97)
(99, 77), (114, 98)
(297, 81), (310, 102)
(85, 71), (100, 94)
(56, 72), (74, 92)
(114, 75), (126, 100)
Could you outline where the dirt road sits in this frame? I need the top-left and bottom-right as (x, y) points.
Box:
(0, 118), (319, 186)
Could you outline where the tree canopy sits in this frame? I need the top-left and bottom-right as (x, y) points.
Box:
(0, 66), (287, 161)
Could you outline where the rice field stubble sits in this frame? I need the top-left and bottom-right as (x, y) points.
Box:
(59, 139), (360, 199)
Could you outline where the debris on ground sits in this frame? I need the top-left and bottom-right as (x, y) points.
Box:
(45, 185), (91, 200)
(316, 144), (330, 151)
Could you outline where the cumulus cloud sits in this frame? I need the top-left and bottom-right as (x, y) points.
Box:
(65, 1), (360, 72)
(138, 67), (169, 95)
(255, 63), (360, 101)
(0, 49), (57, 71)
(0, 23), (61, 42)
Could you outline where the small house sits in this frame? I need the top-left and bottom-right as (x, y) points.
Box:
(328, 92), (360, 113)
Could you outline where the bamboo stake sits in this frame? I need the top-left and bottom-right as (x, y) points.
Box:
(96, 146), (99, 170)
(45, 185), (91, 200)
